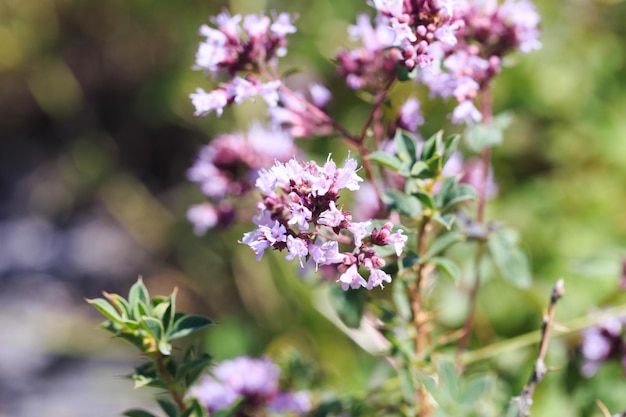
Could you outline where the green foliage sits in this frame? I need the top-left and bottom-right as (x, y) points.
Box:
(329, 285), (367, 328)
(463, 113), (512, 152)
(488, 228), (532, 288)
(87, 277), (213, 417)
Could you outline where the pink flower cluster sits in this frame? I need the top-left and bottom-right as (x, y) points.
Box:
(188, 356), (311, 415)
(187, 123), (297, 234)
(336, 0), (462, 90)
(420, 0), (541, 123)
(241, 155), (407, 290)
(190, 10), (297, 117)
(372, 0), (462, 70)
(336, 15), (399, 90)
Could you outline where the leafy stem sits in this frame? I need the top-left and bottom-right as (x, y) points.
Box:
(153, 351), (186, 411)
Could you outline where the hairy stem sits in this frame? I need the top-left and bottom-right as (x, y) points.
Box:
(154, 352), (186, 411)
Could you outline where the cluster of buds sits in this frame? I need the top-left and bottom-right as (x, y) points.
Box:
(187, 123), (297, 233)
(190, 10), (297, 117)
(336, 15), (400, 90)
(336, 0), (462, 90)
(372, 0), (463, 70)
(420, 0), (541, 123)
(188, 356), (311, 415)
(241, 155), (407, 290)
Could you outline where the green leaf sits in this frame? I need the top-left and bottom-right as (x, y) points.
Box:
(413, 190), (435, 211)
(176, 353), (213, 386)
(116, 331), (145, 349)
(420, 130), (443, 162)
(168, 315), (214, 341)
(103, 292), (131, 319)
(157, 398), (178, 417)
(281, 65), (306, 78)
(431, 257), (461, 283)
(384, 190), (422, 218)
(442, 134), (461, 165)
(431, 212), (456, 230)
(435, 178), (477, 212)
(394, 129), (418, 166)
(158, 340), (172, 355)
(442, 184), (477, 211)
(141, 316), (164, 342)
(368, 151), (403, 172)
(392, 278), (412, 320)
(400, 252), (421, 271)
(152, 301), (171, 321)
(463, 114), (512, 152)
(410, 161), (432, 178)
(162, 291), (176, 333)
(329, 285), (366, 328)
(212, 397), (243, 417)
(133, 300), (150, 321)
(488, 228), (532, 287)
(438, 358), (459, 396)
(124, 410), (159, 417)
(86, 298), (123, 324)
(396, 63), (415, 81)
(128, 277), (150, 312)
(426, 232), (465, 258)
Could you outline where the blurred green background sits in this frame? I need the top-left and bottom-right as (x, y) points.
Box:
(0, 0), (625, 416)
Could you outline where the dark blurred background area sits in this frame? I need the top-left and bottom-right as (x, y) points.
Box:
(1, 0), (626, 416)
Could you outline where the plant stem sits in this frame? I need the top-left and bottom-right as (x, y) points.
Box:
(510, 279), (565, 416)
(409, 215), (433, 417)
(457, 88), (493, 357)
(457, 241), (485, 354)
(276, 83), (387, 208)
(154, 352), (186, 411)
(358, 76), (396, 143)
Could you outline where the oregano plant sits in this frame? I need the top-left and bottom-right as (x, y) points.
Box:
(87, 1), (626, 416)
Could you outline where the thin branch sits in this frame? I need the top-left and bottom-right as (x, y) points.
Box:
(509, 279), (565, 417)
(358, 76), (396, 143)
(457, 241), (485, 354)
(461, 302), (626, 365)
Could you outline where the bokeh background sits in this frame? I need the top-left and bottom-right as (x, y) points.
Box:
(1, 0), (625, 416)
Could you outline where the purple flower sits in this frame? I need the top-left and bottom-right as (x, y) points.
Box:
(213, 356), (280, 397)
(367, 268), (392, 289)
(338, 264), (368, 290)
(348, 221), (371, 247)
(270, 12), (298, 37)
(384, 229), (407, 256)
(397, 97), (424, 133)
(580, 316), (626, 377)
(268, 391), (312, 414)
(286, 236), (309, 267)
(451, 100), (483, 124)
(189, 88), (229, 117)
(189, 356), (311, 415)
(309, 84), (332, 108)
(188, 376), (239, 412)
(318, 202), (345, 228)
(309, 241), (345, 270)
(187, 203), (218, 235)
